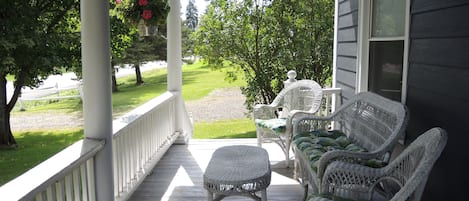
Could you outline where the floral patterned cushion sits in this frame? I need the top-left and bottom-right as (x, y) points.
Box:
(255, 118), (287, 133)
(293, 130), (385, 173)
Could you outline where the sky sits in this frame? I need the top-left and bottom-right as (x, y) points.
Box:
(180, 0), (210, 19)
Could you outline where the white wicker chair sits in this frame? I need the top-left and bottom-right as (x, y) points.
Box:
(308, 127), (447, 201)
(254, 80), (323, 166)
(293, 92), (409, 196)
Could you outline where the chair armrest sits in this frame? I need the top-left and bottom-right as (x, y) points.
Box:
(253, 104), (280, 119)
(320, 161), (384, 200)
(293, 115), (335, 135)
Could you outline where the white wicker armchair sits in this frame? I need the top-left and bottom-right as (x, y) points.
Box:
(254, 79), (323, 166)
(293, 92), (408, 196)
(308, 127), (447, 201)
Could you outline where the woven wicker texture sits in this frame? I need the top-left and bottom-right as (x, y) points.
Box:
(293, 92), (408, 195)
(254, 80), (323, 166)
(203, 145), (271, 200)
(308, 127), (447, 201)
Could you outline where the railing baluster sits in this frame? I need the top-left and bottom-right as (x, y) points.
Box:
(56, 180), (64, 201)
(65, 174), (73, 200)
(80, 164), (89, 201)
(0, 92), (191, 201)
(73, 168), (80, 201)
(46, 186), (53, 201)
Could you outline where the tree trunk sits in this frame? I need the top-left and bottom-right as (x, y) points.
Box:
(111, 62), (118, 92)
(135, 63), (144, 85)
(0, 75), (17, 148)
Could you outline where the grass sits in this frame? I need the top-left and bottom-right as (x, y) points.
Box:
(0, 129), (83, 185)
(12, 62), (245, 117)
(193, 118), (256, 139)
(1, 61), (254, 185)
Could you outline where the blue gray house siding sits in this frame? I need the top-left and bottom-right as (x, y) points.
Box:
(335, 0), (358, 101)
(406, 0), (469, 200)
(334, 0), (469, 199)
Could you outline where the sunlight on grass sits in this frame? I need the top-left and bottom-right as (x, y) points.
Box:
(0, 129), (83, 185)
(2, 61), (249, 185)
(193, 118), (256, 139)
(12, 61), (245, 117)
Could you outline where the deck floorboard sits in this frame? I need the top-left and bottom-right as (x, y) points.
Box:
(129, 139), (304, 201)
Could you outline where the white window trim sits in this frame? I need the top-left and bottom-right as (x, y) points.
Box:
(356, 0), (411, 103)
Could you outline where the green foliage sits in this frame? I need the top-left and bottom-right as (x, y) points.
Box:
(0, 0), (81, 146)
(110, 16), (136, 66)
(185, 0), (199, 30)
(182, 22), (195, 59)
(0, 0), (81, 88)
(116, 0), (170, 26)
(193, 0), (334, 110)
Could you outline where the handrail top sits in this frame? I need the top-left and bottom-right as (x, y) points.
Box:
(0, 139), (104, 201)
(321, 87), (342, 95)
(113, 91), (176, 134)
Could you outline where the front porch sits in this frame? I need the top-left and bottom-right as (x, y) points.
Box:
(129, 139), (303, 201)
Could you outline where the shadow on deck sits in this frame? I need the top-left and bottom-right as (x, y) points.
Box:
(129, 139), (304, 201)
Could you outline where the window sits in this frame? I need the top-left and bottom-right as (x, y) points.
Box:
(358, 0), (409, 102)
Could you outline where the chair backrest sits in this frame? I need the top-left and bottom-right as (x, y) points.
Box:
(271, 80), (323, 119)
(334, 92), (408, 154)
(386, 127), (447, 201)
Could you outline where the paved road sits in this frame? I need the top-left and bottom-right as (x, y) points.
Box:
(6, 61), (167, 101)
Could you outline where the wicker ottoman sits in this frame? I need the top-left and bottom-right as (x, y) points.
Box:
(203, 145), (271, 201)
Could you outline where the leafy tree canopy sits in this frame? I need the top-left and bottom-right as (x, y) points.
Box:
(0, 0), (81, 147)
(193, 0), (334, 110)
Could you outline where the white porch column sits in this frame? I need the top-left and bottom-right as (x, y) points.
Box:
(167, 0), (187, 143)
(81, 0), (114, 200)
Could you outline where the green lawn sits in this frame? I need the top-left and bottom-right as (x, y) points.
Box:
(193, 118), (256, 139)
(1, 61), (255, 185)
(0, 129), (83, 185)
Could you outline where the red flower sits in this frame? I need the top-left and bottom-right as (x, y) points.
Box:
(142, 9), (152, 20)
(138, 0), (148, 6)
(116, 0), (122, 4)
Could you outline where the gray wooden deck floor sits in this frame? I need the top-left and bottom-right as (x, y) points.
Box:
(128, 139), (305, 201)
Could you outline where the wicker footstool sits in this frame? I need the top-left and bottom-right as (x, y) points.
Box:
(203, 145), (271, 201)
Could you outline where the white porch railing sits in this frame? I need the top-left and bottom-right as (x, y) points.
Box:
(318, 88), (342, 130)
(0, 91), (192, 201)
(319, 88), (342, 116)
(0, 139), (104, 201)
(112, 91), (180, 201)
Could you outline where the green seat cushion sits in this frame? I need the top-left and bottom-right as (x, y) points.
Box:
(255, 118), (287, 133)
(307, 193), (359, 201)
(293, 130), (382, 172)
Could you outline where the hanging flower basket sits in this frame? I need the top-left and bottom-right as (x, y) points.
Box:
(116, 0), (170, 35)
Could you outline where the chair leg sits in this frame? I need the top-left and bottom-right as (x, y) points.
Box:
(285, 144), (291, 168)
(302, 183), (309, 201)
(256, 130), (263, 147)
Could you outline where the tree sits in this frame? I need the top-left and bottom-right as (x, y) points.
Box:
(193, 0), (334, 110)
(185, 0), (199, 30)
(110, 13), (136, 92)
(182, 21), (195, 62)
(121, 26), (167, 85)
(0, 1), (81, 148)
